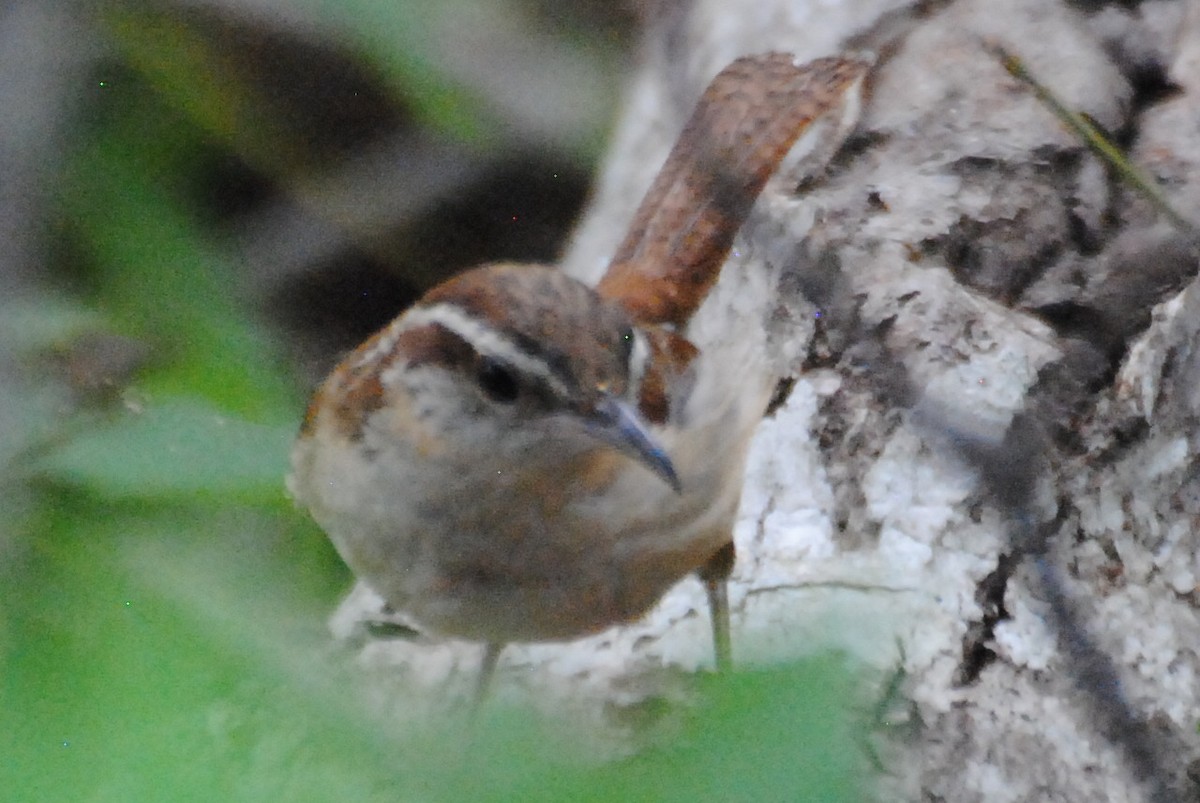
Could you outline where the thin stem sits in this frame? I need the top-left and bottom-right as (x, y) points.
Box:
(988, 41), (1196, 235)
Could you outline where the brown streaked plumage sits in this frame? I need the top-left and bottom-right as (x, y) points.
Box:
(636, 328), (699, 425)
(420, 263), (639, 403)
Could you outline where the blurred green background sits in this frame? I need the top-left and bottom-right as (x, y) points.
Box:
(1, 1), (868, 799)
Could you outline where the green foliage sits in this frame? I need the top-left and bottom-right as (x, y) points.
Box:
(468, 660), (867, 803)
(33, 399), (295, 500)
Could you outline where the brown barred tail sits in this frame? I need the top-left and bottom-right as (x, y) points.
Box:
(597, 53), (870, 328)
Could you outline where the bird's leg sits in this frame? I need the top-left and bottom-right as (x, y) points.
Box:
(698, 541), (736, 672)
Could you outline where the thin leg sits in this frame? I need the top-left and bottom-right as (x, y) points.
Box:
(473, 641), (505, 712)
(698, 541), (736, 672)
(703, 576), (732, 673)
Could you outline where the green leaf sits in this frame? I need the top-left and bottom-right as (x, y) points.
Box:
(575, 660), (864, 802)
(35, 399), (295, 500)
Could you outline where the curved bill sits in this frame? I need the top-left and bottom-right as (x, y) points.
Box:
(585, 395), (681, 493)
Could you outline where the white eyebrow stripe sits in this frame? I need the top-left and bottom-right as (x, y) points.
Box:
(347, 317), (408, 369)
(399, 303), (571, 398)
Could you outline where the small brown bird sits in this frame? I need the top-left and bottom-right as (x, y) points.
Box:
(289, 52), (869, 694)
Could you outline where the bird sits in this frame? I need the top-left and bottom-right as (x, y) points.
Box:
(289, 51), (870, 700)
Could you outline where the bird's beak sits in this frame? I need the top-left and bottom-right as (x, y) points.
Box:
(586, 395), (681, 493)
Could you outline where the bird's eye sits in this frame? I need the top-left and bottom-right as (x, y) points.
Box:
(476, 357), (520, 404)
